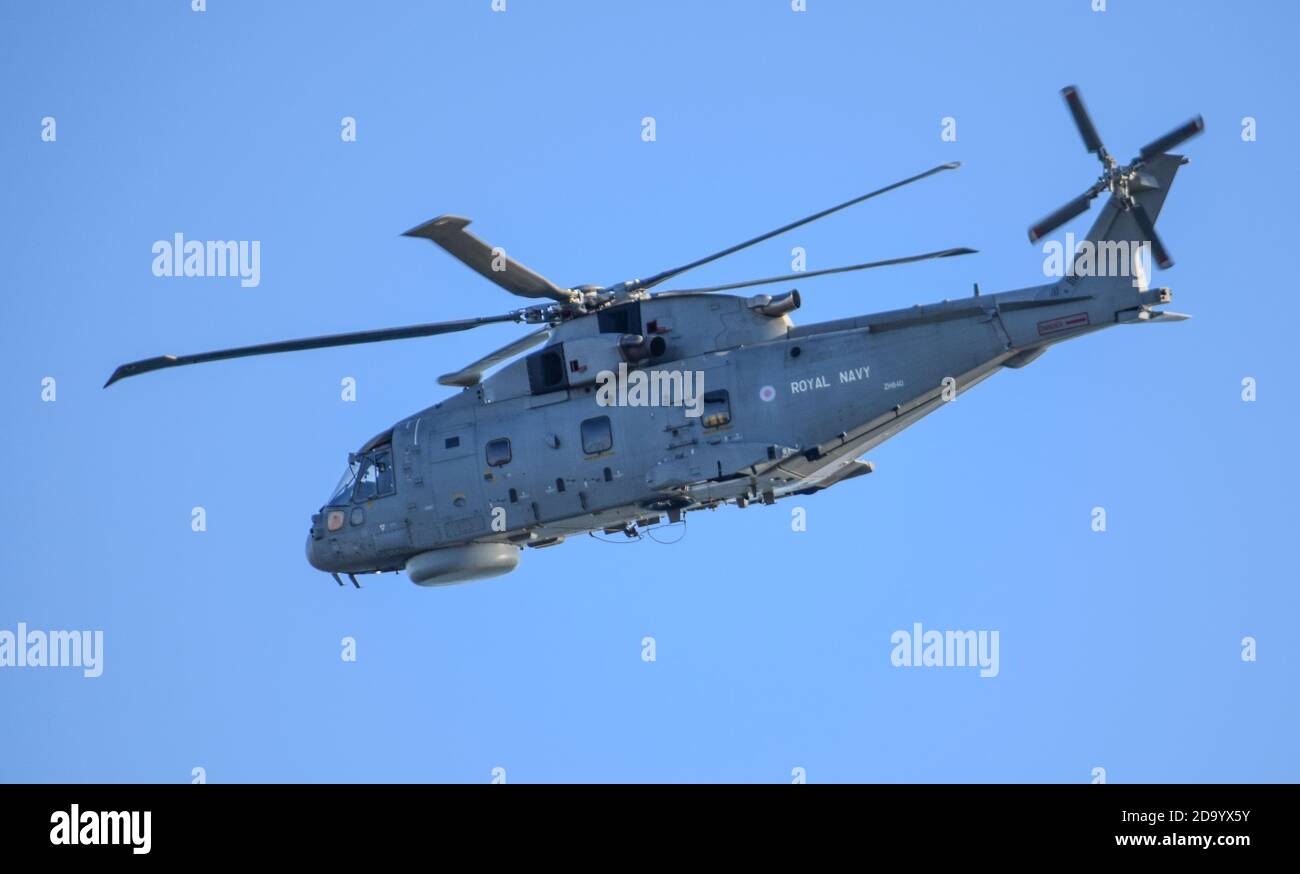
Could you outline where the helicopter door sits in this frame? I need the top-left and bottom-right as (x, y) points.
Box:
(529, 402), (600, 524)
(659, 359), (731, 446)
(477, 419), (532, 534)
(428, 423), (488, 543)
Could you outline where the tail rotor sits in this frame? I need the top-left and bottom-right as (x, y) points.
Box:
(1028, 85), (1204, 270)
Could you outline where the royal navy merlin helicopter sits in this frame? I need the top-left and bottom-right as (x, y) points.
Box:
(106, 87), (1203, 587)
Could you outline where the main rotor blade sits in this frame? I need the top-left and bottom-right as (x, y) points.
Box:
(403, 216), (575, 304)
(105, 313), (524, 387)
(657, 247), (977, 295)
(438, 327), (551, 387)
(1129, 201), (1173, 270)
(1061, 85), (1105, 154)
(1028, 190), (1099, 242)
(1137, 116), (1205, 162)
(627, 163), (962, 294)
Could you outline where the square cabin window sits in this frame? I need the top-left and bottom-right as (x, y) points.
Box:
(581, 416), (613, 455)
(485, 437), (512, 467)
(702, 390), (731, 428)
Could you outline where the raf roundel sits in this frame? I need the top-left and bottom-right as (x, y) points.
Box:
(759, 385), (776, 402)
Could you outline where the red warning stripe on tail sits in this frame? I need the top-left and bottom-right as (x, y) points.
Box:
(1037, 312), (1090, 337)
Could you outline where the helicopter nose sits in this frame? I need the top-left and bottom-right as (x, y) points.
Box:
(306, 533), (322, 570)
(306, 509), (334, 570)
(306, 529), (334, 572)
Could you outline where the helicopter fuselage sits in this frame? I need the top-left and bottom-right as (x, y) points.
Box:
(306, 270), (1176, 585)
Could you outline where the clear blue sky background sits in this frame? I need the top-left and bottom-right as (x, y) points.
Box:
(2, 1), (1296, 783)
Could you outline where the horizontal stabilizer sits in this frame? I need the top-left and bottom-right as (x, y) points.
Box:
(1118, 308), (1191, 324)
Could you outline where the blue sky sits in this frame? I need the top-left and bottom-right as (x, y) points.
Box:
(2, 0), (1296, 783)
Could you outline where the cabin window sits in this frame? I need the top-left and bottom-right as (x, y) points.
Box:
(581, 416), (613, 455)
(485, 437), (512, 467)
(702, 390), (731, 428)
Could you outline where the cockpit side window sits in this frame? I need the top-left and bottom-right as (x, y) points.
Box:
(350, 446), (396, 503)
(329, 461), (359, 506)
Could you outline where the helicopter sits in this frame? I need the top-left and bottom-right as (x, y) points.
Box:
(106, 87), (1203, 587)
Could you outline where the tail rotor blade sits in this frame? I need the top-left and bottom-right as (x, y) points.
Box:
(1028, 192), (1096, 242)
(1061, 86), (1105, 154)
(1138, 116), (1205, 162)
(1129, 201), (1173, 269)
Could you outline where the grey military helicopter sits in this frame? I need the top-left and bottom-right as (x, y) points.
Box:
(107, 87), (1202, 587)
